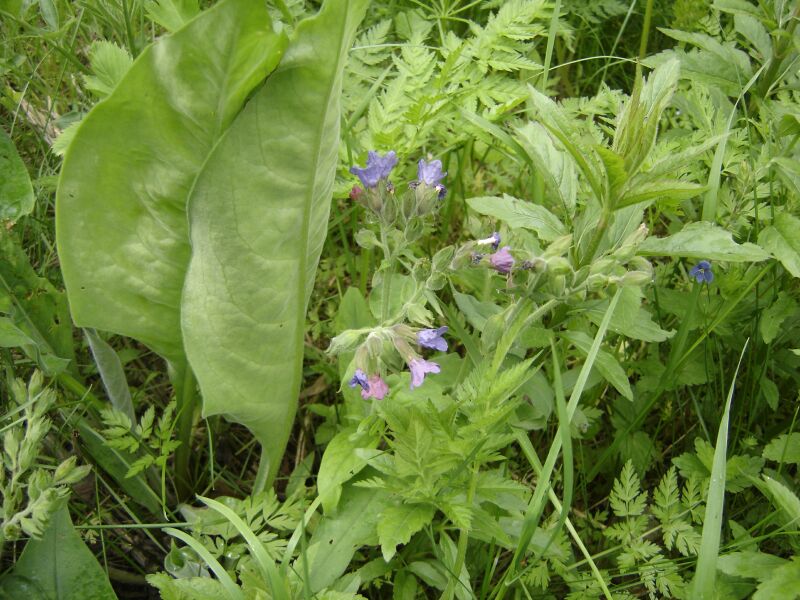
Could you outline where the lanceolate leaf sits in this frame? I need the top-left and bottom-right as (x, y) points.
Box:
(181, 0), (368, 483)
(638, 221), (769, 262)
(56, 0), (288, 363)
(0, 126), (35, 223)
(3, 506), (116, 599)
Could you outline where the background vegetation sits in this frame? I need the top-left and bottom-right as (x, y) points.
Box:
(1, 0), (799, 598)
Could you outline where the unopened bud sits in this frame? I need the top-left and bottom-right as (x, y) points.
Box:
(547, 256), (572, 276)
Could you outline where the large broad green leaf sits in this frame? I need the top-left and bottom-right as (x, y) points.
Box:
(0, 126), (34, 223)
(181, 0), (368, 482)
(1, 506), (116, 599)
(638, 221), (769, 262)
(56, 0), (288, 364)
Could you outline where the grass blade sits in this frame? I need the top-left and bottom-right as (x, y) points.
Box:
(690, 340), (749, 599)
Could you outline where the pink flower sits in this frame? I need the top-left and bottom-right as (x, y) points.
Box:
(362, 375), (389, 400)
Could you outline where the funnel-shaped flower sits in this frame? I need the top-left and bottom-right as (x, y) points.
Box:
(409, 358), (440, 389)
(417, 159), (446, 186)
(350, 151), (398, 188)
(417, 326), (448, 352)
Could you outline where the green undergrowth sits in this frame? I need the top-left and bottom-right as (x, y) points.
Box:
(1, 0), (799, 598)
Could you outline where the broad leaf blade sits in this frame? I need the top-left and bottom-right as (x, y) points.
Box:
(56, 0), (287, 363)
(467, 194), (565, 241)
(181, 0), (368, 483)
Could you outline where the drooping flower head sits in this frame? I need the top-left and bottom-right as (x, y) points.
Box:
(363, 375), (389, 400)
(689, 260), (714, 284)
(417, 159), (446, 186)
(477, 232), (501, 251)
(417, 326), (448, 352)
(489, 246), (515, 274)
(350, 151), (398, 189)
(409, 358), (441, 389)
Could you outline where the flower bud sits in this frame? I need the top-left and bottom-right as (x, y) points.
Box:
(586, 273), (608, 292)
(589, 257), (615, 276)
(354, 228), (380, 249)
(619, 271), (653, 286)
(547, 256), (572, 276)
(327, 330), (365, 355)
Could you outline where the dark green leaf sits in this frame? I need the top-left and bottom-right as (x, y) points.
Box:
(0, 127), (34, 223)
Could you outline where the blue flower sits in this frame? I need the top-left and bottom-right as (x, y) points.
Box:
(436, 184), (447, 200)
(417, 159), (446, 186)
(417, 326), (448, 352)
(350, 151), (398, 188)
(349, 369), (369, 391)
(409, 358), (440, 389)
(689, 260), (714, 284)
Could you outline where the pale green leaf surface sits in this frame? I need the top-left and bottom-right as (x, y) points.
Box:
(7, 506), (116, 599)
(758, 212), (800, 277)
(717, 551), (788, 581)
(306, 481), (388, 592)
(638, 221), (768, 262)
(146, 0), (200, 32)
(753, 557), (800, 600)
(181, 0), (368, 482)
(378, 503), (435, 562)
(763, 433), (800, 465)
(562, 330), (633, 400)
(84, 328), (135, 422)
(83, 41), (133, 98)
(0, 127), (34, 223)
(467, 194), (566, 241)
(57, 0), (288, 363)
(586, 287), (673, 342)
(318, 429), (377, 513)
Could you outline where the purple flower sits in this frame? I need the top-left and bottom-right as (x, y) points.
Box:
(417, 159), (446, 186)
(689, 260), (714, 284)
(489, 246), (515, 274)
(435, 184), (447, 200)
(349, 185), (363, 201)
(417, 326), (448, 352)
(350, 151), (398, 188)
(409, 358), (440, 389)
(477, 232), (501, 251)
(362, 375), (389, 400)
(349, 369), (369, 391)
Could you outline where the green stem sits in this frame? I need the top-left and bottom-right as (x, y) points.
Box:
(379, 225), (394, 323)
(444, 463), (480, 600)
(173, 365), (198, 501)
(638, 0), (655, 68)
(580, 209), (610, 267)
(253, 446), (270, 494)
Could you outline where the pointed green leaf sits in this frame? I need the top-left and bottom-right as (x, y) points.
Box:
(378, 503), (435, 562)
(181, 0), (369, 483)
(57, 0), (288, 363)
(5, 506), (116, 599)
(638, 221), (769, 262)
(0, 127), (34, 223)
(758, 212), (800, 277)
(467, 194), (565, 241)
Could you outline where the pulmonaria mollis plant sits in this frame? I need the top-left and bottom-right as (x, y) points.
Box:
(330, 152), (451, 399)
